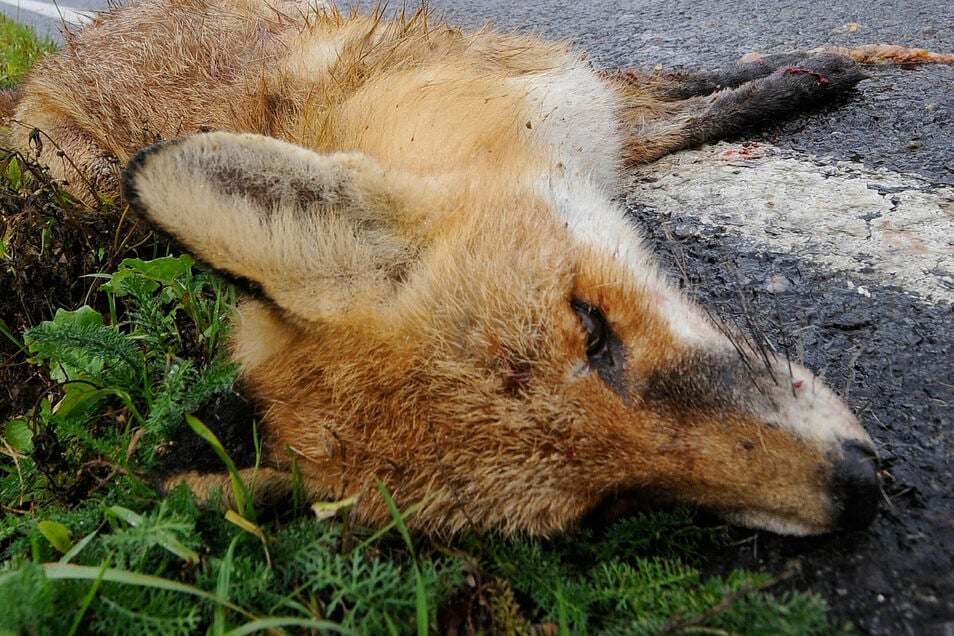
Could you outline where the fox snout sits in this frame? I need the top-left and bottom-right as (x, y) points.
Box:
(831, 440), (881, 531)
(720, 434), (881, 535)
(591, 336), (882, 536)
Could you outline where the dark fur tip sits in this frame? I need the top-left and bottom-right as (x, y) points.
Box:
(119, 138), (192, 247)
(121, 137), (184, 214)
(120, 136), (270, 300)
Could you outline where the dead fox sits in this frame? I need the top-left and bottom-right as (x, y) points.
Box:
(9, 0), (888, 535)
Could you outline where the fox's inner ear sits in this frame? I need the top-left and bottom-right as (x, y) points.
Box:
(122, 131), (419, 323)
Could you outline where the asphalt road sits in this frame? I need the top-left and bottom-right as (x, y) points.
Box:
(4, 0), (952, 633)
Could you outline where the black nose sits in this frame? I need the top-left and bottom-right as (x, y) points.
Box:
(832, 440), (881, 530)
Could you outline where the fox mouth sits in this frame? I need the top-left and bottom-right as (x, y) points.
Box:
(580, 487), (712, 529)
(580, 463), (880, 537)
(720, 510), (830, 537)
(580, 490), (832, 537)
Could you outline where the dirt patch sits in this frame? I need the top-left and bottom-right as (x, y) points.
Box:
(628, 200), (954, 634)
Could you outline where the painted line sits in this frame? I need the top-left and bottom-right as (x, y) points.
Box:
(0, 0), (91, 24)
(630, 142), (954, 305)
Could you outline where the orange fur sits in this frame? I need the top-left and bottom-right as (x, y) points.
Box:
(10, 0), (882, 536)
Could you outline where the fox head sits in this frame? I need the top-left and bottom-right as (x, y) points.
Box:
(124, 131), (880, 536)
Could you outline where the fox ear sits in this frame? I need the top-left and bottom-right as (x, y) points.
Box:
(122, 132), (418, 322)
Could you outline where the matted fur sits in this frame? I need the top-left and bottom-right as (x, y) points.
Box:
(11, 0), (884, 535)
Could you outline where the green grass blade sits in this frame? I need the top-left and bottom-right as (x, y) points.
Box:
(213, 537), (240, 636)
(32, 563), (252, 618)
(66, 558), (109, 636)
(60, 530), (100, 564)
(223, 616), (349, 636)
(374, 479), (413, 552)
(414, 564), (428, 636)
(18, 563), (349, 634)
(374, 479), (429, 636)
(355, 494), (434, 553)
(185, 414), (252, 517)
(0, 317), (26, 352)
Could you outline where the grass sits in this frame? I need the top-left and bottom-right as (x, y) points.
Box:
(0, 16), (845, 635)
(0, 14), (55, 87)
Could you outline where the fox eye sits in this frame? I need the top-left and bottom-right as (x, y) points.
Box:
(572, 301), (610, 360)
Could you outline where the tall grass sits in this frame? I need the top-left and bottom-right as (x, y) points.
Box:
(0, 14), (55, 87)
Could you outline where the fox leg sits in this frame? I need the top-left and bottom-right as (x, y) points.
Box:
(626, 52), (854, 99)
(608, 52), (866, 164)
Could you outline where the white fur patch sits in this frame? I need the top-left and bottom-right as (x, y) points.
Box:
(514, 56), (623, 193)
(284, 31), (346, 79)
(543, 171), (722, 346)
(766, 365), (868, 447)
(725, 508), (824, 536)
(516, 56), (723, 347)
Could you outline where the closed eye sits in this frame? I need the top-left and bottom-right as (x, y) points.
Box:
(571, 300), (628, 397)
(571, 300), (612, 363)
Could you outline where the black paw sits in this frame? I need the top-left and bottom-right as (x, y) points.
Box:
(775, 52), (868, 92)
(662, 51), (864, 99)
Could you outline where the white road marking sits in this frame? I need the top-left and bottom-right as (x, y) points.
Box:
(631, 142), (954, 305)
(0, 0), (90, 24)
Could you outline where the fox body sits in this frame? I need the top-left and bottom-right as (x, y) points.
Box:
(11, 0), (881, 535)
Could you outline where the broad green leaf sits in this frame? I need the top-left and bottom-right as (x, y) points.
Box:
(38, 520), (72, 554)
(6, 156), (21, 189)
(3, 418), (33, 453)
(102, 255), (195, 297)
(123, 255), (195, 285)
(101, 266), (160, 297)
(53, 383), (112, 418)
(49, 305), (104, 329)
